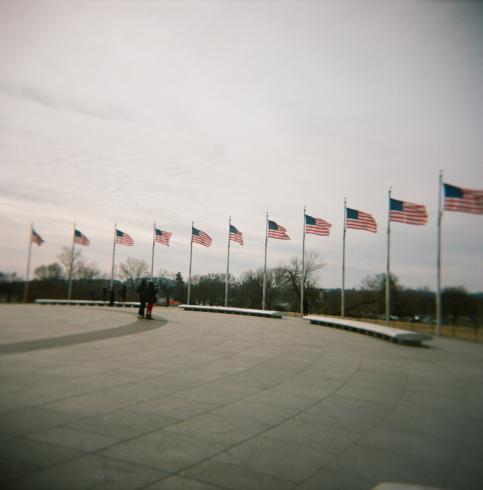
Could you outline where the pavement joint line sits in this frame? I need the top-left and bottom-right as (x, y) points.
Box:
(256, 353), (411, 487)
(432, 358), (471, 488)
(294, 389), (403, 487)
(1, 399), (203, 486)
(317, 354), (469, 488)
(30, 348), (356, 488)
(137, 471), (229, 490)
(0, 438), (87, 481)
(1, 373), (156, 416)
(3, 438), (179, 488)
(0, 316), (167, 355)
(147, 348), (367, 486)
(305, 368), (411, 485)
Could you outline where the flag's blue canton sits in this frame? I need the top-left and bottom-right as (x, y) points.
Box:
(192, 227), (200, 235)
(390, 199), (404, 211)
(268, 220), (279, 230)
(75, 230), (82, 237)
(346, 208), (359, 219)
(156, 229), (162, 236)
(305, 215), (316, 225)
(444, 184), (463, 199)
(230, 225), (239, 233)
(116, 230), (124, 237)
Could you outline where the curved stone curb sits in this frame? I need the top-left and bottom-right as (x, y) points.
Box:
(304, 315), (432, 346)
(0, 316), (166, 355)
(179, 304), (282, 318)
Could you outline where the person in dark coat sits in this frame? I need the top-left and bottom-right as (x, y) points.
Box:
(137, 278), (148, 318)
(146, 281), (158, 319)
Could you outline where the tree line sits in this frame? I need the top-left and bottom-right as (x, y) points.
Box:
(1, 247), (481, 328)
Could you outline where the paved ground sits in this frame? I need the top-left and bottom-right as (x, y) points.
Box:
(0, 304), (137, 343)
(0, 305), (482, 490)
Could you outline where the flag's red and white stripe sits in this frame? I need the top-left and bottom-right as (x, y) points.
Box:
(306, 217), (332, 236)
(229, 229), (244, 246)
(31, 228), (44, 246)
(445, 188), (483, 215)
(74, 230), (90, 246)
(268, 223), (290, 240)
(116, 230), (134, 246)
(155, 229), (172, 246)
(192, 229), (212, 247)
(346, 211), (377, 233)
(390, 202), (428, 225)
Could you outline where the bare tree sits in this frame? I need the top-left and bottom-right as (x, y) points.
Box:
(119, 257), (149, 290)
(75, 261), (102, 280)
(57, 246), (101, 280)
(235, 270), (262, 308)
(235, 267), (289, 309)
(281, 251), (325, 311)
(58, 246), (82, 278)
(157, 269), (176, 281)
(34, 263), (64, 280)
(157, 269), (176, 305)
(360, 272), (399, 292)
(349, 272), (401, 317)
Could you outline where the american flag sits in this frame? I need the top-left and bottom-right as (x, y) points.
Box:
(444, 183), (483, 215)
(305, 214), (332, 236)
(155, 228), (172, 246)
(268, 220), (290, 240)
(346, 208), (377, 233)
(390, 199), (428, 225)
(74, 229), (90, 246)
(115, 229), (134, 246)
(192, 227), (212, 247)
(31, 228), (44, 246)
(229, 224), (244, 245)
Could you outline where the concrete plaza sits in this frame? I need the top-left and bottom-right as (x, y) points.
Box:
(0, 304), (482, 490)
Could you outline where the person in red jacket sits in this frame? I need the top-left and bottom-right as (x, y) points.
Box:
(146, 280), (158, 319)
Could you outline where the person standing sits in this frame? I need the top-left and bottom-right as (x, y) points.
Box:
(137, 278), (147, 318)
(146, 280), (158, 319)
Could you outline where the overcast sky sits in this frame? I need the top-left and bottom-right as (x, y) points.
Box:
(1, 0), (482, 291)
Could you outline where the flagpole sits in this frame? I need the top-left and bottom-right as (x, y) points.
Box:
(151, 221), (156, 280)
(110, 222), (117, 291)
(436, 170), (443, 335)
(385, 188), (392, 325)
(67, 223), (76, 299)
(341, 198), (347, 318)
(187, 221), (194, 304)
(301, 206), (306, 317)
(225, 216), (231, 307)
(262, 212), (268, 310)
(24, 223), (33, 303)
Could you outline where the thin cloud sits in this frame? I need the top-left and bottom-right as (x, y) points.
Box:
(0, 81), (138, 123)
